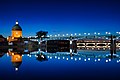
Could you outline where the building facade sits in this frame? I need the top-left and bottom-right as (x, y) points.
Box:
(7, 20), (22, 42)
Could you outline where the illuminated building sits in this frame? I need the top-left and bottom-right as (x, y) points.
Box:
(7, 20), (22, 42)
(12, 20), (22, 38)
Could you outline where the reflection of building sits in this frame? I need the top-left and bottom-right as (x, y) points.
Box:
(24, 41), (38, 52)
(0, 48), (8, 58)
(47, 40), (70, 53)
(8, 51), (22, 71)
(7, 20), (22, 42)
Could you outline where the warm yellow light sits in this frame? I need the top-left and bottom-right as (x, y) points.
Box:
(12, 53), (14, 55)
(12, 37), (14, 39)
(12, 31), (22, 38)
(11, 54), (22, 62)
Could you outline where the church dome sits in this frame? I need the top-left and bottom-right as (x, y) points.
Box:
(12, 20), (22, 31)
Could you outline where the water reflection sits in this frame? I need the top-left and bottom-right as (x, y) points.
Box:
(0, 48), (8, 57)
(36, 53), (48, 62)
(8, 51), (22, 71)
(0, 47), (120, 72)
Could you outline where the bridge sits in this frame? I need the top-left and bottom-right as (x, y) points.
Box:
(22, 32), (120, 55)
(27, 32), (120, 41)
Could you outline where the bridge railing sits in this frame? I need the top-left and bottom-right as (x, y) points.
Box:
(27, 32), (120, 41)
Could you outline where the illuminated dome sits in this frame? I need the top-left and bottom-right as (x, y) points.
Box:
(12, 20), (22, 31)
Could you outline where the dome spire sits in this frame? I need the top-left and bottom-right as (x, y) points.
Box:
(16, 20), (18, 24)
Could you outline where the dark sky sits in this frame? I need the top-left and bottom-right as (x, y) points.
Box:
(0, 0), (120, 37)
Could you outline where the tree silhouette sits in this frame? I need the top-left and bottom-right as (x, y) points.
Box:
(36, 31), (48, 40)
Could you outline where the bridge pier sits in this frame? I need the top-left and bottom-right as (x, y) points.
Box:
(46, 40), (47, 52)
(70, 40), (73, 56)
(69, 36), (77, 56)
(110, 35), (116, 58)
(110, 35), (114, 55)
(114, 40), (116, 54)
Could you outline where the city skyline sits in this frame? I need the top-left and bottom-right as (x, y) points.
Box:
(0, 0), (120, 37)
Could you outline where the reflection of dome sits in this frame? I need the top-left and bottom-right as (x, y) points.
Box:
(12, 62), (22, 68)
(12, 24), (22, 31)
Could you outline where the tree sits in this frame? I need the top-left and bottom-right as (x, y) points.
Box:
(36, 31), (48, 40)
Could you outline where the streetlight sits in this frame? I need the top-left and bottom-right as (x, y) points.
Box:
(116, 32), (119, 34)
(84, 33), (86, 35)
(79, 33), (81, 35)
(74, 33), (77, 36)
(94, 32), (96, 35)
(106, 32), (108, 34)
(84, 33), (87, 38)
(98, 33), (100, 35)
(58, 34), (60, 36)
(108, 32), (111, 35)
(119, 32), (120, 34)
(88, 33), (90, 35)
(47, 35), (49, 37)
(55, 35), (57, 37)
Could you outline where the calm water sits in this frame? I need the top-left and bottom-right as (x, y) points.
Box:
(0, 50), (120, 80)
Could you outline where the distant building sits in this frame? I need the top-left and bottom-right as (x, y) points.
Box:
(6, 20), (38, 48)
(7, 20), (22, 42)
(0, 35), (6, 42)
(0, 35), (7, 42)
(0, 35), (8, 47)
(0, 48), (8, 58)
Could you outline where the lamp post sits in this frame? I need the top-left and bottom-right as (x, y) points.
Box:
(84, 33), (86, 38)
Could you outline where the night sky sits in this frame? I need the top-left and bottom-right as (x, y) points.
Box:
(0, 0), (120, 37)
